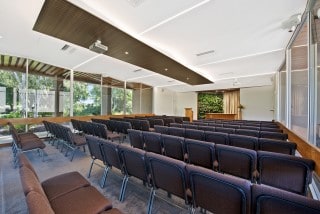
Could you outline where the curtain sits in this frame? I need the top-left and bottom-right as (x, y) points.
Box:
(223, 90), (240, 119)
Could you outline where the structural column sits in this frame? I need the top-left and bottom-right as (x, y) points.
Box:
(101, 86), (112, 115)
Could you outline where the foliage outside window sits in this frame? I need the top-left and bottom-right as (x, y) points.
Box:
(198, 93), (223, 119)
(111, 87), (132, 115)
(63, 81), (101, 116)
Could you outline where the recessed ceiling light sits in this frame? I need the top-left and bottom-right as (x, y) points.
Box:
(125, 51), (129, 55)
(186, 77), (190, 80)
(164, 68), (168, 71)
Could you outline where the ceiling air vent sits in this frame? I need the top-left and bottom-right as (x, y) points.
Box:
(61, 44), (70, 51)
(133, 69), (142, 73)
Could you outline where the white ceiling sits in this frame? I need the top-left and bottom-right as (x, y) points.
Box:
(0, 0), (307, 92)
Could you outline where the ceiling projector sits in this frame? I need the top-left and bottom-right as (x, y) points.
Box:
(89, 40), (108, 53)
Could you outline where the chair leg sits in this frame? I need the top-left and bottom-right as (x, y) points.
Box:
(69, 148), (77, 162)
(188, 206), (195, 214)
(87, 159), (95, 178)
(119, 175), (129, 202)
(100, 166), (110, 188)
(147, 188), (156, 214)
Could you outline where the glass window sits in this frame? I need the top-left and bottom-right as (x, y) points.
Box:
(290, 19), (308, 140)
(111, 82), (132, 115)
(280, 70), (286, 124)
(73, 81), (101, 116)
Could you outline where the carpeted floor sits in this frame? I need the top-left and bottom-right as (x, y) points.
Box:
(0, 139), (192, 214)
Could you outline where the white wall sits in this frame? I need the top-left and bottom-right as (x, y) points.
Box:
(153, 87), (197, 119)
(240, 85), (275, 121)
(175, 92), (197, 120)
(132, 88), (153, 114)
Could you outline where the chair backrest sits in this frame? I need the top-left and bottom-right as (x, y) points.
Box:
(215, 144), (257, 181)
(215, 127), (235, 134)
(154, 125), (168, 134)
(118, 144), (149, 182)
(142, 131), (162, 154)
(8, 122), (21, 143)
(85, 135), (105, 163)
(258, 138), (296, 155)
(184, 129), (205, 141)
(229, 134), (258, 150)
(257, 151), (315, 195)
(240, 125), (260, 131)
(92, 122), (108, 139)
(185, 139), (216, 170)
(146, 152), (188, 202)
(163, 118), (175, 126)
(252, 184), (320, 214)
(154, 119), (164, 126)
(100, 139), (122, 170)
(161, 134), (185, 161)
(259, 131), (288, 140)
(204, 131), (229, 145)
(182, 124), (198, 129)
(127, 129), (144, 149)
(223, 124), (240, 129)
(140, 120), (151, 131)
(168, 127), (185, 137)
(198, 125), (215, 132)
(187, 164), (251, 214)
(120, 121), (133, 134)
(174, 117), (184, 124)
(170, 123), (182, 128)
(235, 129), (260, 138)
(131, 120), (141, 130)
(259, 127), (282, 133)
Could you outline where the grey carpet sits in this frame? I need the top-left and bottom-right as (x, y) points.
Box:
(0, 140), (194, 214)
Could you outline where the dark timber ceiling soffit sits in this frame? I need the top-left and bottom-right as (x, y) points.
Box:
(33, 0), (212, 85)
(0, 54), (150, 89)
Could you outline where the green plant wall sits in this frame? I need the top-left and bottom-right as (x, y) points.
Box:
(198, 93), (223, 119)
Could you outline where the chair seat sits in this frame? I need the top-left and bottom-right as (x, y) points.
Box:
(107, 131), (121, 140)
(42, 171), (90, 201)
(50, 186), (113, 214)
(72, 134), (87, 146)
(19, 139), (46, 150)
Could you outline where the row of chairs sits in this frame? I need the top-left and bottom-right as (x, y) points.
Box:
(153, 126), (292, 149)
(167, 124), (287, 140)
(71, 119), (122, 142)
(127, 129), (312, 195)
(110, 117), (165, 130)
(43, 121), (86, 161)
(8, 122), (46, 166)
(178, 122), (282, 132)
(85, 136), (319, 214)
(195, 119), (279, 128)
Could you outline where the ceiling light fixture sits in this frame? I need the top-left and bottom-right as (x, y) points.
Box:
(125, 51), (129, 55)
(164, 68), (168, 71)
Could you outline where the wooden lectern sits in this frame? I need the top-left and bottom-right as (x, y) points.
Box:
(185, 108), (193, 122)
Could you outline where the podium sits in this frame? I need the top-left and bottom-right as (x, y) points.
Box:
(185, 108), (193, 122)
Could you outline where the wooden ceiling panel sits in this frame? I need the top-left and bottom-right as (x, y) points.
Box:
(33, 0), (212, 85)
